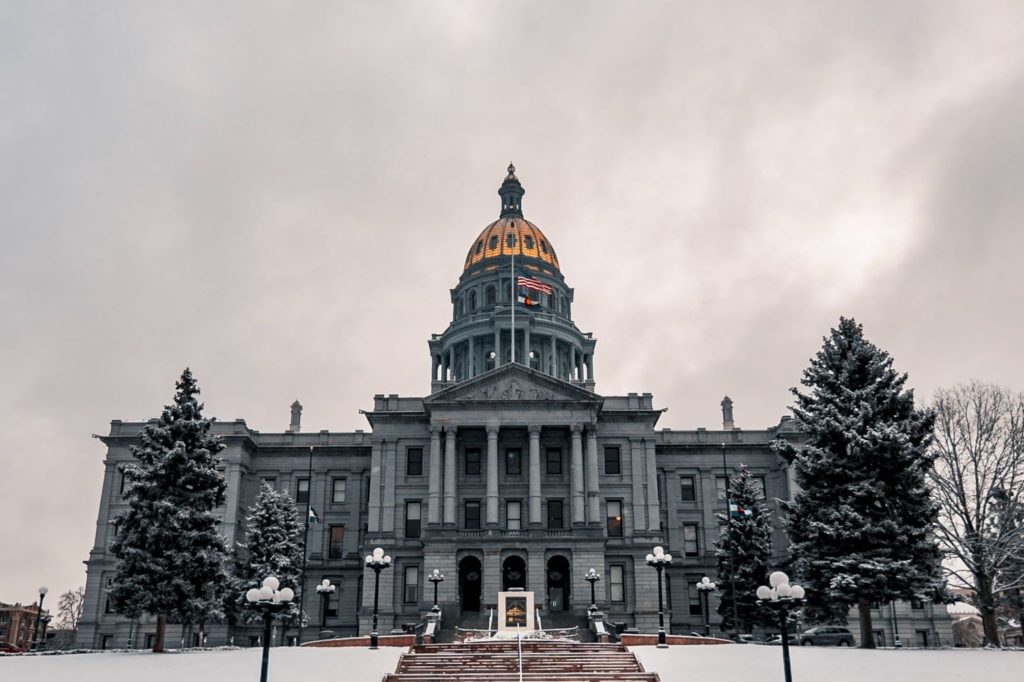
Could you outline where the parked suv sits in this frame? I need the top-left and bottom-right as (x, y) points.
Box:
(799, 626), (855, 646)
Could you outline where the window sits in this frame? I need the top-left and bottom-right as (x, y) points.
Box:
(916, 630), (930, 647)
(404, 566), (419, 604)
(296, 478), (310, 504)
(405, 501), (421, 539)
(604, 447), (621, 475)
(715, 476), (729, 501)
(683, 523), (700, 557)
(911, 598), (925, 610)
(119, 472), (127, 495)
(609, 565), (625, 603)
(104, 578), (115, 614)
(606, 500), (623, 537)
(262, 477), (277, 490)
(689, 583), (703, 616)
(331, 478), (346, 503)
(406, 448), (423, 476)
(506, 501), (522, 530)
(465, 501), (481, 529)
(489, 236), (498, 249)
(470, 291), (478, 310)
(465, 449), (481, 476)
(506, 448), (522, 475)
(486, 286), (496, 305)
(680, 476), (696, 502)
(547, 499), (564, 529)
(546, 448), (562, 475)
(328, 525), (345, 559)
(540, 240), (548, 253)
(752, 476), (766, 500)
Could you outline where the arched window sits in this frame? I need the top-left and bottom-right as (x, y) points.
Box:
(524, 235), (534, 249)
(485, 286), (496, 305)
(506, 233), (515, 249)
(470, 290), (478, 310)
(489, 236), (499, 249)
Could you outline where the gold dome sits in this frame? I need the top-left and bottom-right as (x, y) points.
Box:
(463, 216), (561, 275)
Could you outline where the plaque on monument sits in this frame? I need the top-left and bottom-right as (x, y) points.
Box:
(497, 590), (535, 631)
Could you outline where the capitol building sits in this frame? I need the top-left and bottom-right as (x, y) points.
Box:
(78, 166), (948, 648)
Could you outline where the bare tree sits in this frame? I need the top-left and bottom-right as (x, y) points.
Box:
(56, 586), (86, 648)
(929, 382), (1024, 646)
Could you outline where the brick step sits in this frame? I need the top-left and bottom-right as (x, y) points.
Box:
(385, 675), (659, 682)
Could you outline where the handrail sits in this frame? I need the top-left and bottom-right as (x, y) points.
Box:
(536, 610), (543, 630)
(516, 624), (523, 682)
(488, 608), (494, 635)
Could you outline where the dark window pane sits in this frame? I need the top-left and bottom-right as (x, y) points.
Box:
(296, 478), (310, 504)
(546, 448), (562, 475)
(547, 500), (564, 529)
(407, 448), (423, 476)
(465, 501), (481, 529)
(604, 447), (621, 475)
(465, 449), (481, 476)
(506, 449), (522, 475)
(329, 525), (345, 559)
(332, 478), (346, 503)
(606, 500), (623, 537)
(405, 501), (421, 539)
(683, 523), (699, 557)
(680, 476), (696, 502)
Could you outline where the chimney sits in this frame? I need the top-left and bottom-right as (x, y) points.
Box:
(721, 396), (735, 430)
(288, 400), (302, 432)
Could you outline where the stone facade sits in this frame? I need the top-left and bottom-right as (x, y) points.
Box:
(78, 166), (951, 648)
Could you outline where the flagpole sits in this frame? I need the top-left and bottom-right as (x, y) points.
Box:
(298, 445), (314, 644)
(510, 221), (515, 365)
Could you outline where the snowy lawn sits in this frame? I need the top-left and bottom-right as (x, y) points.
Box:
(1, 645), (1019, 682)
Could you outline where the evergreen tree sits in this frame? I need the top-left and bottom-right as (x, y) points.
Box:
(779, 317), (944, 649)
(236, 482), (307, 627)
(109, 368), (229, 651)
(714, 464), (774, 634)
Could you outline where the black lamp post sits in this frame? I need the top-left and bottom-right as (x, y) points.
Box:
(696, 576), (717, 637)
(756, 571), (806, 682)
(645, 546), (673, 648)
(245, 576), (295, 682)
(315, 579), (336, 630)
(584, 569), (601, 612)
(427, 569), (445, 613)
(30, 586), (48, 651)
(364, 547), (392, 650)
(38, 613), (52, 650)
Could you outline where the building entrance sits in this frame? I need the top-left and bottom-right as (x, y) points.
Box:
(458, 556), (482, 612)
(502, 555), (527, 591)
(546, 555), (571, 611)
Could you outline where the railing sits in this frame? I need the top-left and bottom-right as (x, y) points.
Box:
(517, 624), (524, 682)
(536, 610), (543, 631)
(488, 608), (494, 634)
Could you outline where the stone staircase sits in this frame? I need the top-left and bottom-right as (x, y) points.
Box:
(382, 640), (660, 681)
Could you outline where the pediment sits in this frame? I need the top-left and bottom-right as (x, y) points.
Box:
(425, 363), (601, 405)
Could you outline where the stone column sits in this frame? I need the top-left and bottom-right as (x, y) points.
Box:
(528, 425), (542, 526)
(494, 328), (501, 368)
(629, 438), (646, 531)
(644, 438), (660, 533)
(448, 346), (455, 381)
(368, 439), (383, 533)
(427, 425), (442, 525)
(468, 336), (475, 378)
(525, 327), (531, 367)
(550, 336), (557, 376)
(486, 423), (500, 526)
(382, 440), (397, 533)
(586, 425), (600, 524)
(571, 423), (586, 525)
(587, 355), (594, 382)
(443, 426), (458, 525)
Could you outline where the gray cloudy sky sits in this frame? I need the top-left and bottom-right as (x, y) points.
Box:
(2, 1), (1023, 604)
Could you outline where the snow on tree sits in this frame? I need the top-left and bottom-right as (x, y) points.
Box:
(236, 482), (307, 628)
(714, 464), (774, 633)
(929, 381), (1024, 645)
(109, 368), (230, 652)
(779, 317), (944, 649)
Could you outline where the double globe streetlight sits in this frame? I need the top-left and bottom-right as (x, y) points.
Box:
(364, 547), (392, 650)
(315, 579), (336, 630)
(584, 569), (601, 613)
(756, 572), (805, 682)
(696, 576), (717, 637)
(245, 577), (294, 682)
(645, 546), (673, 647)
(427, 569), (445, 613)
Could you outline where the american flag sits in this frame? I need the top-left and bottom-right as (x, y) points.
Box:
(517, 275), (552, 295)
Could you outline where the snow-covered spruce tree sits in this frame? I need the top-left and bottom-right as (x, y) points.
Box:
(236, 482), (307, 630)
(109, 368), (229, 652)
(779, 317), (944, 649)
(714, 464), (774, 634)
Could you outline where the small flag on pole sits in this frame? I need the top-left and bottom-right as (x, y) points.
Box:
(729, 503), (752, 518)
(308, 507), (321, 524)
(517, 293), (540, 307)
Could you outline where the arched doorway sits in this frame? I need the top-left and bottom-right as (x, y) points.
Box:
(502, 555), (527, 591)
(458, 556), (482, 612)
(546, 555), (571, 611)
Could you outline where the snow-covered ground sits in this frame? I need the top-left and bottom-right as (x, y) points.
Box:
(0, 645), (1018, 682)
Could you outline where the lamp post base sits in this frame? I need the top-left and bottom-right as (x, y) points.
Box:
(369, 631), (379, 650)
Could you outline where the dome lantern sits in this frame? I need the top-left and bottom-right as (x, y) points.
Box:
(499, 163), (525, 217)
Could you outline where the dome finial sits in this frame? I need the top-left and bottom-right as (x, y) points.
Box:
(507, 162), (516, 178)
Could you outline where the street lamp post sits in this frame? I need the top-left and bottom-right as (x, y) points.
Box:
(645, 546), (673, 648)
(696, 576), (717, 637)
(756, 571), (806, 682)
(364, 547), (392, 650)
(427, 569), (445, 613)
(584, 569), (601, 612)
(30, 586), (48, 651)
(245, 576), (295, 682)
(38, 613), (52, 650)
(315, 579), (336, 630)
